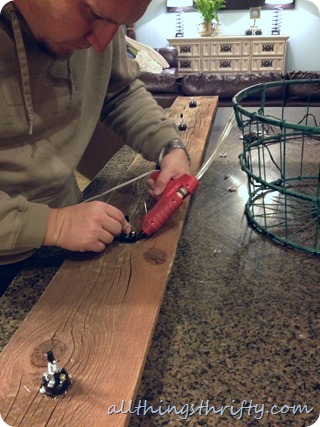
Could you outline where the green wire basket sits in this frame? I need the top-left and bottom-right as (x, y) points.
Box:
(233, 79), (320, 254)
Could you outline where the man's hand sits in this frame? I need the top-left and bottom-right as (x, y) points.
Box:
(147, 148), (191, 198)
(43, 202), (131, 252)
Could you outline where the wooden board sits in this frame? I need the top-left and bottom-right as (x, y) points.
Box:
(0, 96), (218, 427)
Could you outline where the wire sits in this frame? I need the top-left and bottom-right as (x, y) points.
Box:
(196, 112), (236, 180)
(83, 110), (236, 203)
(83, 170), (156, 203)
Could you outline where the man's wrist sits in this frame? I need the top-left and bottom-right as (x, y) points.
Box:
(43, 208), (59, 247)
(158, 138), (191, 164)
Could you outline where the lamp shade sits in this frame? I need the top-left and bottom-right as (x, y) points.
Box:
(305, 0), (320, 12)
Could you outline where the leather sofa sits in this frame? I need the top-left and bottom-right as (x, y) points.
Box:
(139, 47), (320, 108)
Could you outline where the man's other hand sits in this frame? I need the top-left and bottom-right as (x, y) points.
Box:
(43, 202), (130, 252)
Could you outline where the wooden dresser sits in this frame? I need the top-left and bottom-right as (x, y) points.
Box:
(168, 35), (289, 74)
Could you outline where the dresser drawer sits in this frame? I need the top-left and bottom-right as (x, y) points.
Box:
(251, 57), (285, 72)
(202, 41), (246, 57)
(203, 57), (248, 72)
(178, 58), (201, 73)
(173, 42), (201, 58)
(251, 40), (287, 56)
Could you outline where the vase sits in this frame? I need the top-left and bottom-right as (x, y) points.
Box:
(197, 20), (214, 37)
(214, 22), (222, 36)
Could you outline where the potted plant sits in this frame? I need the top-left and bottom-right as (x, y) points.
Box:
(194, 0), (226, 36)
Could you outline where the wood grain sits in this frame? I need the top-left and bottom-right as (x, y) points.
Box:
(0, 97), (218, 427)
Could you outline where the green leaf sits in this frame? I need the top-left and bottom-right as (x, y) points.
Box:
(194, 0), (226, 22)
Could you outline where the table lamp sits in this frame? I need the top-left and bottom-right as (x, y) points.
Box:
(245, 7), (263, 35)
(167, 0), (194, 37)
(265, 0), (293, 34)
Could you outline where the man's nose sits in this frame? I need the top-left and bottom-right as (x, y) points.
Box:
(86, 21), (119, 53)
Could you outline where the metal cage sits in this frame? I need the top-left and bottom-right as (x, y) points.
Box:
(233, 79), (320, 254)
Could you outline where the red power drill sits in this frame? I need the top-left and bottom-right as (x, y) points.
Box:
(138, 171), (199, 239)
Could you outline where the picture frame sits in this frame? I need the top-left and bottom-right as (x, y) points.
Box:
(249, 7), (261, 19)
(167, 4), (195, 12)
(166, 0), (195, 12)
(225, 0), (295, 9)
(166, 0), (295, 12)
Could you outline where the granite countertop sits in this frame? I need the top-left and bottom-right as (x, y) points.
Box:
(1, 108), (319, 427)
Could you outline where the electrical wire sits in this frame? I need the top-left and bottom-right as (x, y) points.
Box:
(196, 112), (236, 180)
(83, 170), (157, 203)
(83, 112), (236, 204)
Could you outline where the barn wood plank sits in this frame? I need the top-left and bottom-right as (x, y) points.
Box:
(0, 96), (218, 427)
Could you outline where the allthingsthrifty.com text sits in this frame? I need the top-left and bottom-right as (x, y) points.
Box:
(107, 399), (314, 421)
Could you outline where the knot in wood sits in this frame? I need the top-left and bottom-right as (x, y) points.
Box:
(143, 248), (167, 265)
(31, 339), (67, 368)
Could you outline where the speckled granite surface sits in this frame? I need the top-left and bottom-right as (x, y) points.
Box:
(1, 108), (319, 427)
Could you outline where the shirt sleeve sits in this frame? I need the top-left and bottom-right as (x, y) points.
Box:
(100, 29), (180, 163)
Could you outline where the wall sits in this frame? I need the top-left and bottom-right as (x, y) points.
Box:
(135, 0), (320, 71)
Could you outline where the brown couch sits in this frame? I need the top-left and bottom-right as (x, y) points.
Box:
(139, 47), (320, 108)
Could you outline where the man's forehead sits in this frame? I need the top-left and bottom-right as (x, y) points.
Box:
(85, 0), (151, 23)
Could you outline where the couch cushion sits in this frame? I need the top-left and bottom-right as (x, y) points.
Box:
(125, 37), (173, 76)
(140, 73), (182, 94)
(161, 68), (178, 77)
(285, 70), (320, 101)
(156, 47), (178, 69)
(135, 50), (163, 73)
(181, 72), (284, 100)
